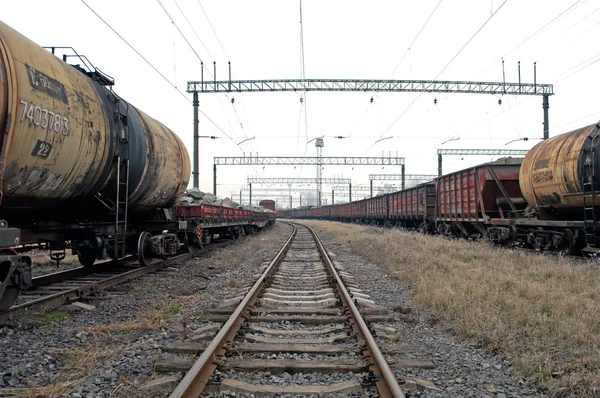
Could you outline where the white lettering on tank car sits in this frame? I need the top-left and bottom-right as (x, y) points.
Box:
(19, 100), (69, 136)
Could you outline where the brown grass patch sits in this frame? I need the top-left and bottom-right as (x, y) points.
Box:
(12, 346), (118, 397)
(30, 253), (78, 266)
(303, 220), (600, 397)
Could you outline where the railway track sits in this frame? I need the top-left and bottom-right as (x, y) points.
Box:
(154, 222), (406, 397)
(0, 240), (236, 325)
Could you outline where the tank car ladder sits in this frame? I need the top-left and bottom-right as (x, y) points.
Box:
(113, 97), (131, 261)
(114, 156), (129, 259)
(582, 133), (598, 247)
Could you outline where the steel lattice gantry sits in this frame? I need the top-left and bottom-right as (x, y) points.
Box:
(232, 188), (353, 208)
(247, 177), (352, 184)
(369, 173), (438, 181)
(436, 148), (529, 176)
(188, 79), (553, 95)
(188, 78), (553, 189)
(246, 177), (352, 205)
(211, 156), (403, 197)
(214, 156), (404, 165)
(368, 173), (438, 197)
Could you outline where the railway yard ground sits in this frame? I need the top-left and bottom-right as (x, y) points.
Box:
(0, 220), (597, 397)
(302, 220), (600, 398)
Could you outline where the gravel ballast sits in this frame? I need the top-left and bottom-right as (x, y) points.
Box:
(0, 223), (290, 397)
(306, 222), (545, 398)
(1, 221), (549, 397)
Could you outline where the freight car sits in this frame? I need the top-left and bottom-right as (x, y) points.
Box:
(284, 122), (600, 255)
(259, 199), (276, 212)
(0, 22), (275, 310)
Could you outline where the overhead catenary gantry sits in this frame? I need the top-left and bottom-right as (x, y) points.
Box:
(210, 155), (404, 198)
(368, 173), (438, 197)
(246, 177), (352, 205)
(232, 189), (353, 208)
(436, 148), (529, 176)
(188, 77), (553, 191)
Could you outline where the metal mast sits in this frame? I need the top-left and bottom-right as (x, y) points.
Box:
(316, 138), (324, 206)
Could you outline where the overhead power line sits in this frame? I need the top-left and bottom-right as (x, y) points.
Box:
(434, 0), (509, 80)
(156, 0), (205, 65)
(388, 0), (444, 79)
(476, 0), (585, 78)
(80, 0), (190, 103)
(347, 0), (444, 142)
(378, 0), (509, 140)
(173, 0), (214, 59)
(196, 0), (230, 60)
(80, 0), (238, 143)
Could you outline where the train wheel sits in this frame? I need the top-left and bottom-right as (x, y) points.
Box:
(137, 232), (154, 266)
(77, 251), (97, 267)
(558, 229), (575, 256)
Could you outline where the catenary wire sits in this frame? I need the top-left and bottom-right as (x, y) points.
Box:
(346, 1), (443, 142)
(196, 0), (230, 60)
(173, 0), (214, 59)
(80, 0), (239, 145)
(375, 0), (509, 144)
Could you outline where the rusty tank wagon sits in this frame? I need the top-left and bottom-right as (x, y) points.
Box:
(0, 21), (195, 309)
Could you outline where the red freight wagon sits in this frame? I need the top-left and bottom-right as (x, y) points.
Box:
(259, 199), (276, 211)
(177, 203), (225, 220)
(366, 194), (388, 220)
(331, 204), (341, 218)
(339, 203), (352, 218)
(313, 207), (323, 218)
(351, 199), (367, 219)
(388, 182), (436, 230)
(436, 158), (523, 235)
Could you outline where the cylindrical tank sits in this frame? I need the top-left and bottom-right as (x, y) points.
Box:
(519, 123), (600, 216)
(0, 21), (190, 225)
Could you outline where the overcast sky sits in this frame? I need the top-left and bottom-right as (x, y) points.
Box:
(4, 0), (600, 206)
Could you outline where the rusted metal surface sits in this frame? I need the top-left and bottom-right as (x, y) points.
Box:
(388, 182), (435, 221)
(304, 224), (405, 398)
(520, 123), (599, 211)
(0, 21), (190, 232)
(169, 225), (297, 398)
(366, 194), (388, 219)
(437, 158), (522, 221)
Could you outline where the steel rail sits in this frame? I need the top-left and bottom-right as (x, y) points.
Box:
(169, 223), (297, 398)
(304, 223), (406, 398)
(29, 257), (126, 289)
(1, 239), (243, 322)
(0, 253), (192, 320)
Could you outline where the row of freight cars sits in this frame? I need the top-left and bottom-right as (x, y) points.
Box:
(281, 122), (600, 256)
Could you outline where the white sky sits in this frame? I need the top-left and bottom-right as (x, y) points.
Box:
(4, 0), (600, 206)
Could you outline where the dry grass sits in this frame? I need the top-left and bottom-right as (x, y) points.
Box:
(12, 346), (118, 397)
(30, 252), (78, 266)
(303, 220), (600, 397)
